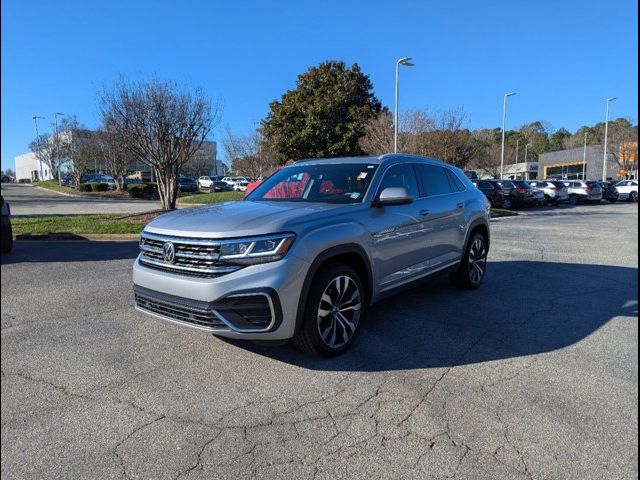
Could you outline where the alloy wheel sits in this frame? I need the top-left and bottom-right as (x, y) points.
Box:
(468, 237), (487, 285)
(317, 275), (362, 349)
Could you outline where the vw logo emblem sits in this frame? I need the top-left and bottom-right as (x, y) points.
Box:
(162, 242), (176, 263)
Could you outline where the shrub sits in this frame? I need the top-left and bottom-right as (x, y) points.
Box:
(128, 183), (157, 199)
(93, 182), (109, 192)
(78, 183), (92, 192)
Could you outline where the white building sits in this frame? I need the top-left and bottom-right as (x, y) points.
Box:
(14, 152), (55, 182)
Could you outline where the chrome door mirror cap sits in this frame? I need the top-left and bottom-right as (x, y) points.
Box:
(374, 187), (414, 207)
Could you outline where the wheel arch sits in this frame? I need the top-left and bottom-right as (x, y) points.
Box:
(294, 244), (373, 335)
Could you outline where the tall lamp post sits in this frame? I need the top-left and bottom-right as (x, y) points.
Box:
(32, 116), (45, 181)
(394, 57), (414, 154)
(602, 97), (616, 181)
(500, 92), (516, 179)
(582, 132), (588, 180)
(54, 112), (65, 185)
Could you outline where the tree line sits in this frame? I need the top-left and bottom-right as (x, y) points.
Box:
(227, 60), (638, 179)
(28, 61), (637, 210)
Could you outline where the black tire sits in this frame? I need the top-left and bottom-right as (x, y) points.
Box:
(1, 223), (13, 254)
(292, 263), (367, 357)
(450, 232), (488, 290)
(630, 191), (638, 203)
(608, 199), (617, 203)
(544, 195), (551, 206)
(502, 197), (513, 209)
(569, 195), (578, 205)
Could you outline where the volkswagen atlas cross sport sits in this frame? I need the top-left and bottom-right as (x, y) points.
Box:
(133, 154), (491, 356)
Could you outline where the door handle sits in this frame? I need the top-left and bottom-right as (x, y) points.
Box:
(419, 209), (430, 216)
(456, 202), (464, 209)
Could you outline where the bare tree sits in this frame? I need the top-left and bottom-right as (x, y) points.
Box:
(58, 116), (99, 186)
(99, 78), (219, 209)
(223, 126), (274, 179)
(29, 134), (58, 180)
(358, 110), (394, 155)
(95, 128), (131, 190)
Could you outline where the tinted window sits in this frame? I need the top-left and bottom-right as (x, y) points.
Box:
(477, 181), (491, 189)
(378, 164), (420, 199)
(416, 164), (453, 197)
(446, 169), (466, 192)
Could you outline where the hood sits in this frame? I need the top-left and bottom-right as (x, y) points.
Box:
(144, 200), (348, 238)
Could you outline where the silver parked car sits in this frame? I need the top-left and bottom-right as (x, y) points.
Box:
(133, 155), (491, 356)
(563, 180), (603, 205)
(528, 180), (570, 205)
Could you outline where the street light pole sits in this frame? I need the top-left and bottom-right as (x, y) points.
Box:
(394, 57), (414, 154)
(525, 143), (531, 179)
(54, 112), (65, 185)
(500, 92), (516, 179)
(582, 132), (588, 180)
(32, 116), (45, 181)
(602, 97), (617, 182)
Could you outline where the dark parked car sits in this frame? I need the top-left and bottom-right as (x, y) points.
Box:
(598, 182), (619, 203)
(178, 175), (198, 192)
(1, 196), (12, 253)
(496, 180), (536, 209)
(473, 180), (504, 208)
(212, 181), (233, 192)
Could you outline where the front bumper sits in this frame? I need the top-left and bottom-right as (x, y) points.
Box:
(133, 253), (310, 340)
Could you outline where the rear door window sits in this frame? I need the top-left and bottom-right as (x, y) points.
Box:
(415, 164), (454, 197)
(445, 169), (466, 192)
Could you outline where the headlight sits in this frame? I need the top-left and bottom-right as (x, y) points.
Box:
(219, 233), (295, 265)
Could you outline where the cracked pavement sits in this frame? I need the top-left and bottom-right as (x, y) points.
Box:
(2, 202), (638, 479)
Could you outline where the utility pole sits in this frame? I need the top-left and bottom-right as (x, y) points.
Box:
(582, 132), (588, 180)
(54, 112), (64, 185)
(602, 97), (617, 181)
(32, 116), (45, 181)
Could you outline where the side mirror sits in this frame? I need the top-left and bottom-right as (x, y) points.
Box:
(374, 187), (414, 207)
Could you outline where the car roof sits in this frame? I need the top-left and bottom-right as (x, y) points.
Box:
(293, 153), (457, 168)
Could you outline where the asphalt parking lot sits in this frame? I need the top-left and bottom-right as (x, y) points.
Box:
(1, 202), (638, 479)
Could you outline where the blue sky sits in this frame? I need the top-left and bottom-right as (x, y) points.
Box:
(2, 0), (638, 170)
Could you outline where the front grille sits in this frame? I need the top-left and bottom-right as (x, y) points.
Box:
(134, 286), (281, 333)
(139, 232), (240, 277)
(135, 288), (227, 330)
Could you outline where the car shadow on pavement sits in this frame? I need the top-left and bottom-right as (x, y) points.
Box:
(0, 240), (140, 265)
(238, 261), (638, 371)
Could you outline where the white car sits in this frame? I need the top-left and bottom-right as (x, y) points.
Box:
(221, 176), (237, 187)
(198, 176), (214, 190)
(614, 180), (638, 202)
(233, 180), (249, 192)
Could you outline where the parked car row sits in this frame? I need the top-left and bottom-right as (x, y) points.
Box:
(473, 179), (638, 209)
(197, 175), (255, 192)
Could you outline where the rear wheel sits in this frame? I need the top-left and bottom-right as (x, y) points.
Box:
(502, 197), (513, 209)
(293, 263), (366, 357)
(569, 195), (578, 205)
(630, 191), (638, 203)
(450, 232), (488, 290)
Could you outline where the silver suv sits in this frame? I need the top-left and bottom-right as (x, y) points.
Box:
(563, 180), (603, 205)
(133, 155), (491, 356)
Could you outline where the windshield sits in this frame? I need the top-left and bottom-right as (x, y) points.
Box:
(246, 163), (378, 204)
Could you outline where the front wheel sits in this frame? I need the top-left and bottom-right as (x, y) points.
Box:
(293, 263), (366, 357)
(450, 232), (488, 290)
(569, 195), (579, 205)
(630, 191), (638, 203)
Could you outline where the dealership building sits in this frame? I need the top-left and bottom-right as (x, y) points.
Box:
(537, 142), (638, 181)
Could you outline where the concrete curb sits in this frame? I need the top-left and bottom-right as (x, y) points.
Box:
(15, 233), (140, 242)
